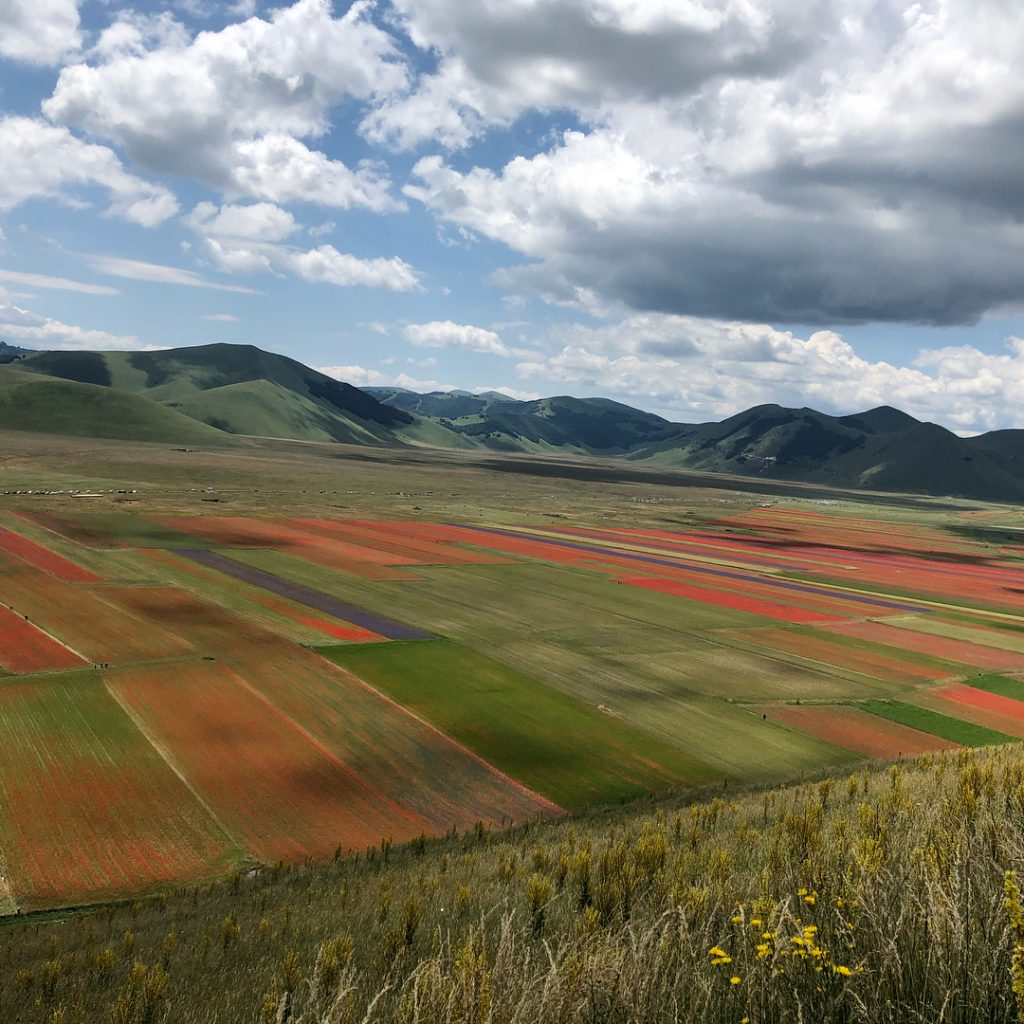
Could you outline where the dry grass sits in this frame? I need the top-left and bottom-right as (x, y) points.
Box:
(4, 743), (1024, 1022)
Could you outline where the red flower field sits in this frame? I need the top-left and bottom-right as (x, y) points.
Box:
(0, 528), (101, 582)
(0, 606), (87, 673)
(766, 703), (956, 758)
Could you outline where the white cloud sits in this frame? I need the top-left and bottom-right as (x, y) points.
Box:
(475, 385), (539, 401)
(229, 135), (400, 211)
(86, 253), (259, 293)
(0, 303), (146, 351)
(0, 268), (119, 296)
(184, 209), (423, 292)
(316, 364), (461, 392)
(201, 313), (239, 322)
(0, 0), (81, 66)
(317, 364), (389, 388)
(402, 1), (1024, 327)
(368, 0), (820, 150)
(513, 314), (1024, 432)
(0, 117), (178, 227)
(92, 12), (189, 61)
(44, 0), (406, 209)
(403, 320), (509, 356)
(184, 201), (296, 242)
(281, 245), (421, 292)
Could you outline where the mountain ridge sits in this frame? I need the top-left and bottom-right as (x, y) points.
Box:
(2, 343), (1022, 501)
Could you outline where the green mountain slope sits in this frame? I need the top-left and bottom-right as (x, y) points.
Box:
(0, 366), (233, 444)
(370, 388), (1024, 501)
(631, 405), (1024, 501)
(0, 341), (28, 364)
(16, 344), (469, 448)
(965, 429), (1024, 482)
(7, 343), (1023, 500)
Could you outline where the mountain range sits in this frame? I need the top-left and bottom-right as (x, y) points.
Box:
(1, 343), (1021, 502)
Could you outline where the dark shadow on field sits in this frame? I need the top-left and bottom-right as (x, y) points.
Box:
(946, 524), (1024, 547)
(711, 533), (1001, 568)
(474, 457), (973, 511)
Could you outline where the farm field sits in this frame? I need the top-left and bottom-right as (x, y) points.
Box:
(0, 672), (239, 910)
(0, 431), (1023, 912)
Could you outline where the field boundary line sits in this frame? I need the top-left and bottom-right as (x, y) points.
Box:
(101, 673), (244, 856)
(220, 661), (432, 827)
(312, 649), (566, 817)
(0, 600), (90, 665)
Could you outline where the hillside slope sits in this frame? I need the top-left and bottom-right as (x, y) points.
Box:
(966, 429), (1024, 482)
(0, 366), (233, 444)
(6, 343), (1023, 499)
(632, 404), (1024, 501)
(15, 345), (470, 447)
(3, 742), (1023, 1023)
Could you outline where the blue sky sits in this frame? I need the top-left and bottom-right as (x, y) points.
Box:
(2, 0), (1023, 432)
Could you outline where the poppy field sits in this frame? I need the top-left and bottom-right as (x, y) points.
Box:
(1, 489), (1023, 913)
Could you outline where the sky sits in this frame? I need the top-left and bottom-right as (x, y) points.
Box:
(1, 0), (1023, 433)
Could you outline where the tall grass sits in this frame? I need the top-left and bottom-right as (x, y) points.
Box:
(6, 745), (1024, 1022)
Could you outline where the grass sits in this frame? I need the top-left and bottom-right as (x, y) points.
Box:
(965, 673), (1024, 700)
(316, 637), (716, 810)
(4, 742), (1024, 1023)
(0, 367), (232, 445)
(859, 698), (1016, 746)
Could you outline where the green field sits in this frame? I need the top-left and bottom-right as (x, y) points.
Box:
(240, 552), (857, 779)
(317, 637), (719, 810)
(859, 699), (1016, 746)
(968, 673), (1024, 699)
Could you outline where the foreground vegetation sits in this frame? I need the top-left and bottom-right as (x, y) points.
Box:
(7, 743), (1024, 1023)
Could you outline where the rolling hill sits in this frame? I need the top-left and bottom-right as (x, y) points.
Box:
(0, 341), (28, 364)
(10, 344), (469, 448)
(0, 366), (233, 444)
(629, 404), (1024, 501)
(369, 388), (1024, 502)
(2, 342), (1022, 500)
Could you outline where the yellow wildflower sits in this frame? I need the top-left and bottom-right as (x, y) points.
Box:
(833, 965), (852, 976)
(730, 977), (741, 985)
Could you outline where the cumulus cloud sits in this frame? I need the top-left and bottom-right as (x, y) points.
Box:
(403, 320), (509, 356)
(513, 314), (1024, 433)
(281, 246), (421, 292)
(317, 365), (459, 392)
(184, 201), (297, 242)
(0, 303), (145, 350)
(184, 205), (422, 292)
(368, 0), (823, 149)
(44, 0), (405, 209)
(402, 0), (1024, 326)
(0, 117), (178, 227)
(0, 0), (81, 66)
